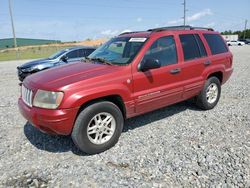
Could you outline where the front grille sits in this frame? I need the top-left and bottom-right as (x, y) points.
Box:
(21, 85), (33, 107)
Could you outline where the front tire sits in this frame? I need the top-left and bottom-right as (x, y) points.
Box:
(195, 77), (221, 110)
(72, 101), (124, 154)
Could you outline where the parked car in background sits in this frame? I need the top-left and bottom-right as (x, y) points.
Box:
(18, 25), (233, 154)
(239, 39), (250, 44)
(17, 46), (96, 81)
(226, 40), (245, 46)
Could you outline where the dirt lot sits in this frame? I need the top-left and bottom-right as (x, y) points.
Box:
(0, 46), (249, 187)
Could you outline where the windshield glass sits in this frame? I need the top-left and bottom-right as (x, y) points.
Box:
(88, 37), (147, 65)
(49, 49), (68, 59)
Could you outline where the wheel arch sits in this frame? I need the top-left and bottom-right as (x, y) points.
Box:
(207, 71), (223, 83)
(77, 94), (127, 119)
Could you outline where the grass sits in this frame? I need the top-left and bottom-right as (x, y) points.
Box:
(0, 46), (74, 61)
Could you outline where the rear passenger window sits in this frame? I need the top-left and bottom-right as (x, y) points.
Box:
(143, 36), (177, 66)
(203, 34), (228, 55)
(194, 34), (207, 57)
(179, 34), (201, 61)
(85, 49), (95, 56)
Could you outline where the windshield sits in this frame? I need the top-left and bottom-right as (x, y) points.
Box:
(49, 49), (68, 59)
(88, 37), (147, 65)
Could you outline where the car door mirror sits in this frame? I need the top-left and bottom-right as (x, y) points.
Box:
(140, 58), (161, 72)
(60, 55), (68, 62)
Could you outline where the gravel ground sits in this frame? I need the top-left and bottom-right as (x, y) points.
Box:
(0, 46), (249, 187)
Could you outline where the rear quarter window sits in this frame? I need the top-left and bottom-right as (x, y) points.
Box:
(203, 34), (228, 55)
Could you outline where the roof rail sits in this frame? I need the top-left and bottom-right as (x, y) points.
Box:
(148, 25), (214, 32)
(119, 31), (144, 36)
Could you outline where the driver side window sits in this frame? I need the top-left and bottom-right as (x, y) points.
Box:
(143, 36), (177, 66)
(66, 50), (79, 59)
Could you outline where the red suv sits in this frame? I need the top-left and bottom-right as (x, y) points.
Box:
(18, 26), (233, 154)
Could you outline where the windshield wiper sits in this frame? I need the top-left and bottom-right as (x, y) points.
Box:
(87, 57), (113, 65)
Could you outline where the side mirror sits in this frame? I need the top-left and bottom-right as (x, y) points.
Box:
(61, 55), (68, 62)
(139, 58), (161, 72)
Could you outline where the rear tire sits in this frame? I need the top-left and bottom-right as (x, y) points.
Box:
(72, 101), (124, 154)
(195, 77), (221, 110)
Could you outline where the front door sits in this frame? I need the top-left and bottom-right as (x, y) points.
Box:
(132, 35), (184, 114)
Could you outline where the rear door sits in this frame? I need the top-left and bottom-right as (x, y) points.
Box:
(202, 33), (232, 80)
(132, 35), (184, 114)
(177, 33), (210, 99)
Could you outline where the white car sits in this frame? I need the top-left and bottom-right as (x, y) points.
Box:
(227, 40), (245, 46)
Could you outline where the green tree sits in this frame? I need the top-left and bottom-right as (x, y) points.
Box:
(221, 29), (250, 39)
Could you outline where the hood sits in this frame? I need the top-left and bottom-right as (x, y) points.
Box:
(25, 62), (122, 89)
(18, 58), (55, 69)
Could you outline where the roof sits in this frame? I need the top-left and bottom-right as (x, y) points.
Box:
(66, 46), (96, 50)
(118, 25), (214, 38)
(118, 31), (151, 38)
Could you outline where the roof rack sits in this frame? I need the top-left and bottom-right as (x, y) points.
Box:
(119, 31), (144, 36)
(148, 25), (214, 32)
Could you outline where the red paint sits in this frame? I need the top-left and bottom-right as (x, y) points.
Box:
(18, 29), (233, 135)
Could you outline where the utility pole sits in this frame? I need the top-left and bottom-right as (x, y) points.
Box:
(182, 0), (187, 26)
(243, 19), (248, 39)
(8, 0), (17, 49)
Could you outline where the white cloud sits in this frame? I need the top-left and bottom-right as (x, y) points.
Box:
(204, 22), (215, 28)
(187, 9), (213, 22)
(168, 9), (213, 25)
(168, 19), (182, 25)
(136, 17), (142, 22)
(100, 29), (119, 36)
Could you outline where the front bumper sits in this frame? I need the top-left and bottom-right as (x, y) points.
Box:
(18, 98), (79, 135)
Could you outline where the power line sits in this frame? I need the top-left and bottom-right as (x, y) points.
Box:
(8, 0), (17, 48)
(182, 0), (187, 26)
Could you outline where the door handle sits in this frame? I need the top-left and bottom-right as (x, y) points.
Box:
(204, 61), (211, 66)
(170, 68), (181, 74)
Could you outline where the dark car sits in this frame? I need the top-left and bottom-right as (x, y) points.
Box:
(17, 46), (96, 81)
(239, 39), (250, 44)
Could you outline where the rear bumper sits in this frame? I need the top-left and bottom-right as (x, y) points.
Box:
(222, 67), (233, 84)
(18, 98), (79, 135)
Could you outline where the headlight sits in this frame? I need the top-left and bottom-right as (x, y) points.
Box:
(33, 90), (64, 109)
(23, 64), (50, 72)
(22, 67), (35, 72)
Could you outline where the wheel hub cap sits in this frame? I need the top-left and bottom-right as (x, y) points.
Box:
(206, 83), (218, 104)
(87, 112), (116, 145)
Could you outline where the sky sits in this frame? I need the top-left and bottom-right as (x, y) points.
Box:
(0, 0), (249, 41)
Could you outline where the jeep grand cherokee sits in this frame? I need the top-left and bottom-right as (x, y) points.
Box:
(18, 25), (233, 154)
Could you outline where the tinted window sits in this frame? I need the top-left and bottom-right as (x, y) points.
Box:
(66, 50), (79, 59)
(78, 49), (86, 57)
(143, 36), (177, 66)
(85, 49), (95, 56)
(49, 49), (68, 59)
(203, 34), (228, 55)
(194, 34), (207, 57)
(180, 34), (201, 61)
